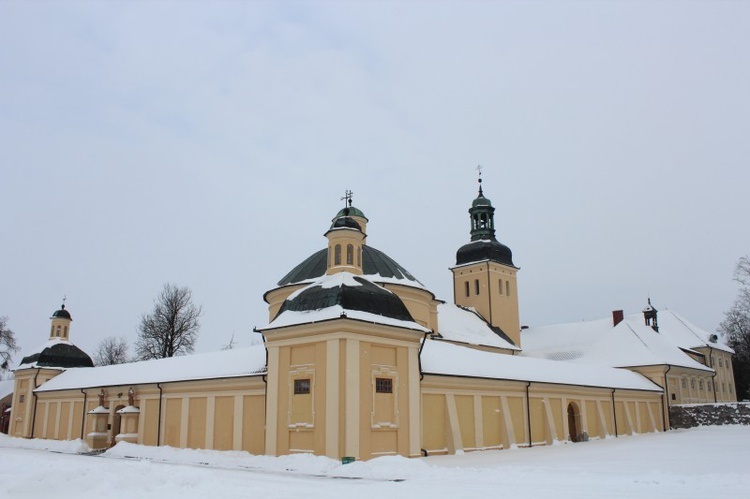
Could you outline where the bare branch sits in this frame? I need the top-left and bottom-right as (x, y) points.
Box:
(94, 336), (130, 366)
(135, 283), (202, 360)
(1, 316), (19, 371)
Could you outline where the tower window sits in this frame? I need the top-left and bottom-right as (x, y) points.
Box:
(56, 325), (61, 337)
(499, 279), (503, 295)
(357, 247), (361, 267)
(64, 326), (68, 337)
(334, 245), (341, 265)
(294, 379), (311, 395)
(474, 279), (480, 295)
(346, 244), (354, 265)
(464, 281), (470, 297)
(506, 281), (510, 296)
(375, 378), (393, 393)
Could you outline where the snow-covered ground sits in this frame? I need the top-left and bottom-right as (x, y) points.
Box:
(1, 426), (748, 498)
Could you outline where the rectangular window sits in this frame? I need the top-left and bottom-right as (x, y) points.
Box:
(506, 280), (510, 296)
(671, 393), (676, 400)
(475, 279), (480, 295)
(294, 379), (311, 395)
(375, 378), (393, 393)
(19, 394), (25, 403)
(465, 281), (470, 297)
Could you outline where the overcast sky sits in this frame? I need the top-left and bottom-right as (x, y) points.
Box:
(2, 1), (749, 364)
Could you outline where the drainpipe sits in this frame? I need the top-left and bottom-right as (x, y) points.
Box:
(708, 346), (717, 403)
(663, 365), (672, 432)
(418, 331), (430, 381)
(526, 381), (532, 448)
(611, 389), (618, 437)
(156, 383), (163, 446)
(80, 389), (88, 439)
(30, 368), (41, 438)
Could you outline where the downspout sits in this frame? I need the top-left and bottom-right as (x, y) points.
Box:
(418, 331), (430, 381)
(708, 346), (717, 403)
(662, 365), (672, 432)
(611, 389), (618, 437)
(30, 368), (41, 438)
(156, 383), (163, 446)
(80, 389), (87, 439)
(526, 381), (532, 448)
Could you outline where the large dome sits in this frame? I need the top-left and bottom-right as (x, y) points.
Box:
(275, 274), (415, 323)
(277, 245), (422, 287)
(20, 341), (93, 369)
(456, 239), (515, 267)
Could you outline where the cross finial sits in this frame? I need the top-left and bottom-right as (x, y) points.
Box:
(476, 164), (484, 195)
(341, 189), (353, 207)
(62, 295), (67, 310)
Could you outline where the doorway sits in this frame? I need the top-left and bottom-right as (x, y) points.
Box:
(567, 402), (581, 443)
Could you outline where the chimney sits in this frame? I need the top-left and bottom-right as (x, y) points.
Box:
(612, 310), (624, 327)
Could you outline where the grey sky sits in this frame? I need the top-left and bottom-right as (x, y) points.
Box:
(2, 1), (749, 361)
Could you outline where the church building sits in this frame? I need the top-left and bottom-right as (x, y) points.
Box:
(8, 180), (736, 459)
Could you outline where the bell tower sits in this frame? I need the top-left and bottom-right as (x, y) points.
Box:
(451, 171), (521, 347)
(49, 300), (72, 341)
(325, 190), (367, 276)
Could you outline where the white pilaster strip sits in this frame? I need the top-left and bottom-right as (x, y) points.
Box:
(205, 396), (215, 449)
(325, 339), (340, 458)
(344, 339), (360, 458)
(265, 346), (280, 455)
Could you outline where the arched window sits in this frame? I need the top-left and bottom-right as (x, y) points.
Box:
(56, 325), (61, 337)
(506, 280), (510, 296)
(334, 245), (341, 265)
(63, 326), (68, 337)
(346, 244), (354, 265)
(480, 213), (487, 228)
(357, 247), (361, 267)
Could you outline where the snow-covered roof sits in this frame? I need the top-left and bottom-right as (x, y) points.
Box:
(35, 346), (267, 393)
(421, 340), (662, 392)
(259, 272), (431, 333)
(435, 303), (519, 350)
(16, 338), (71, 370)
(655, 310), (734, 354)
(521, 313), (715, 372)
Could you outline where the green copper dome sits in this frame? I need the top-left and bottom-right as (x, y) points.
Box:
(334, 206), (368, 220)
(472, 194), (492, 208)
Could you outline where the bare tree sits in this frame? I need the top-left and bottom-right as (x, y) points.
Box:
(94, 336), (130, 366)
(718, 256), (750, 400)
(1, 316), (19, 372)
(136, 283), (202, 360)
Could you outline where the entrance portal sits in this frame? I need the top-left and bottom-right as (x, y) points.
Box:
(567, 402), (580, 443)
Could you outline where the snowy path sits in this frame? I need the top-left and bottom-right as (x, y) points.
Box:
(1, 426), (749, 498)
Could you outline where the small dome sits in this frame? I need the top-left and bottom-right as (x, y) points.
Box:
(472, 194), (492, 208)
(335, 206), (367, 220)
(275, 275), (414, 322)
(330, 216), (362, 231)
(456, 239), (515, 267)
(51, 305), (72, 320)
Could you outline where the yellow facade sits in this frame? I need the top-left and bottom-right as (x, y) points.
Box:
(8, 187), (738, 461)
